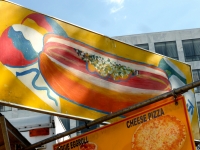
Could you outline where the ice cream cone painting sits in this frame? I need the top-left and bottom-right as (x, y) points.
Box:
(0, 1), (198, 139)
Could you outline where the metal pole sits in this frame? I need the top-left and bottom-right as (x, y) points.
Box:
(24, 80), (200, 150)
(0, 116), (11, 150)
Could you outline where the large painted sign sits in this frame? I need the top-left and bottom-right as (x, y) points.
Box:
(53, 96), (195, 150)
(0, 1), (199, 138)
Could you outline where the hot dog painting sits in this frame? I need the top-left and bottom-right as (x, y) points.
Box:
(39, 33), (171, 113)
(0, 1), (198, 128)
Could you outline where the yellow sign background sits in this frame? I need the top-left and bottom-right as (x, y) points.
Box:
(0, 1), (199, 138)
(54, 96), (195, 150)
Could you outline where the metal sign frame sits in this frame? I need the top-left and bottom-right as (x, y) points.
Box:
(24, 80), (200, 150)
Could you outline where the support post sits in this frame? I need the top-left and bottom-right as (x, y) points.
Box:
(0, 116), (11, 150)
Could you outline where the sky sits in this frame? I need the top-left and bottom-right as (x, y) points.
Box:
(8, 0), (200, 37)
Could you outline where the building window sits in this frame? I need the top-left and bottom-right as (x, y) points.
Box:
(60, 118), (70, 131)
(154, 41), (178, 60)
(0, 105), (12, 112)
(193, 69), (200, 93)
(76, 120), (100, 135)
(60, 118), (100, 137)
(182, 39), (200, 62)
(198, 102), (200, 120)
(135, 44), (149, 50)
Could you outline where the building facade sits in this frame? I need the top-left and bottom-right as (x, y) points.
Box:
(113, 28), (200, 118)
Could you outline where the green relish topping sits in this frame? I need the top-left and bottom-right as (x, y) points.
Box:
(75, 49), (137, 80)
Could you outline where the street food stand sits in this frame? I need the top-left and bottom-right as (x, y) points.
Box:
(0, 0), (200, 149)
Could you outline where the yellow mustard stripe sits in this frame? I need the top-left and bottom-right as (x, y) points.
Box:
(138, 74), (169, 86)
(22, 18), (47, 35)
